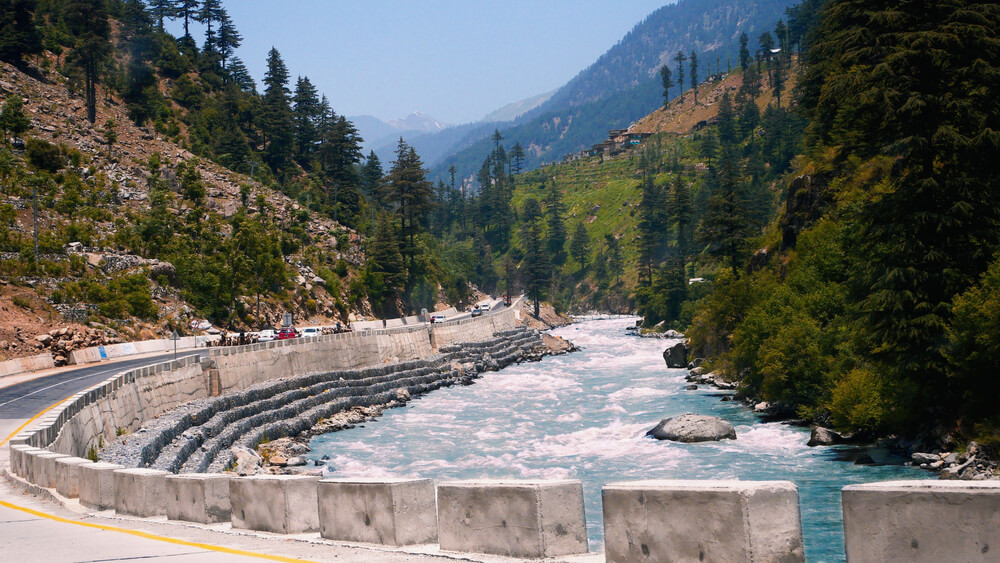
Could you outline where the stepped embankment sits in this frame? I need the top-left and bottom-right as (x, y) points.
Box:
(100, 327), (543, 473)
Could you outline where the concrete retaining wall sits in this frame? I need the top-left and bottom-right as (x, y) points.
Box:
(429, 310), (517, 350)
(0, 353), (55, 378)
(843, 480), (1000, 562)
(68, 336), (207, 366)
(50, 359), (206, 458)
(602, 480), (805, 563)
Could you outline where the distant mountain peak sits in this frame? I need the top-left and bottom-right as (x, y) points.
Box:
(387, 111), (449, 133)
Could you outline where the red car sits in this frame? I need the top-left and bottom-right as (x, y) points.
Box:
(277, 327), (298, 340)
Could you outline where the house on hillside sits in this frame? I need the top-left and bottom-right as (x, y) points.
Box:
(575, 128), (653, 161)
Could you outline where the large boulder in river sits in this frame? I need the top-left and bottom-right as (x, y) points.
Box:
(662, 342), (688, 368)
(647, 413), (736, 442)
(807, 427), (844, 447)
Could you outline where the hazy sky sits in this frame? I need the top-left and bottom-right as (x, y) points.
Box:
(175, 1), (672, 124)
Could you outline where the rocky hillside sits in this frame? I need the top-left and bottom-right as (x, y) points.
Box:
(0, 59), (369, 361)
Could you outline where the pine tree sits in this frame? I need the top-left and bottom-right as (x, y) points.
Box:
(698, 92), (751, 276)
(544, 183), (567, 263)
(772, 58), (784, 107)
(659, 65), (673, 108)
(385, 139), (434, 290)
(758, 31), (775, 68)
(698, 130), (718, 168)
(227, 57), (255, 92)
(147, 0), (177, 30)
(65, 0), (110, 124)
(636, 155), (665, 287)
(570, 222), (590, 272)
(521, 197), (550, 318)
(673, 51), (687, 103)
(292, 76), (320, 165)
(670, 176), (692, 257)
(361, 150), (383, 200)
(216, 9), (242, 69)
(175, 0), (199, 38)
(260, 47), (294, 174)
(739, 32), (751, 70)
(197, 0), (224, 52)
(0, 95), (31, 142)
(0, 0), (42, 64)
(605, 234), (623, 285)
(509, 142), (525, 174)
(689, 51), (699, 105)
(774, 19), (789, 60)
(367, 215), (405, 304)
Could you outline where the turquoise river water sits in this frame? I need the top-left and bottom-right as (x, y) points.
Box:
(309, 317), (931, 561)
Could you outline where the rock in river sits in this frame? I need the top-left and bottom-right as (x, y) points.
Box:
(807, 426), (844, 447)
(647, 413), (737, 442)
(662, 342), (687, 368)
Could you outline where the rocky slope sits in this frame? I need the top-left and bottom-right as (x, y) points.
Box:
(0, 60), (368, 361)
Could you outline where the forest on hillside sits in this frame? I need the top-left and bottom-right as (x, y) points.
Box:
(642, 0), (1000, 449)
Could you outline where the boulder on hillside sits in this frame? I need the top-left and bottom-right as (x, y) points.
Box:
(148, 260), (177, 284)
(647, 413), (736, 443)
(807, 426), (844, 447)
(662, 342), (687, 368)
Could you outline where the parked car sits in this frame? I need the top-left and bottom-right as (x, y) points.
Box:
(258, 329), (277, 342)
(301, 327), (322, 338)
(277, 327), (298, 340)
(430, 314), (447, 324)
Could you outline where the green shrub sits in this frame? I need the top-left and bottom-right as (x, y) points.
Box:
(26, 138), (64, 173)
(829, 368), (888, 432)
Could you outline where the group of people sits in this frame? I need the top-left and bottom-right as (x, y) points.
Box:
(211, 332), (257, 347)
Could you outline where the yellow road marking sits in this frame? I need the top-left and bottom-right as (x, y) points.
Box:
(0, 393), (74, 447)
(0, 499), (321, 562)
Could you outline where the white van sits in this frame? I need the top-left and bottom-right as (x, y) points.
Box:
(258, 329), (277, 342)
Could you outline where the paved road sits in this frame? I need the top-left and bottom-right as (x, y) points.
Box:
(0, 351), (202, 420)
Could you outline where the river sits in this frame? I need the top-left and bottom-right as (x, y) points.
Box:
(308, 316), (930, 561)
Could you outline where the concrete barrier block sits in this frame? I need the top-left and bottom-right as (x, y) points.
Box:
(602, 480), (804, 563)
(79, 462), (124, 510)
(166, 473), (232, 524)
(843, 480), (1000, 562)
(230, 475), (320, 533)
(318, 478), (437, 546)
(436, 479), (588, 558)
(9, 445), (41, 478)
(54, 457), (92, 498)
(114, 468), (168, 517)
(33, 452), (70, 488)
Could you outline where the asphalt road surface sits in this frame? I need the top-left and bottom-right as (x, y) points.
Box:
(0, 350), (201, 420)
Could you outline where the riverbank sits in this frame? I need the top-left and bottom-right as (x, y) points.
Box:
(666, 339), (1000, 481)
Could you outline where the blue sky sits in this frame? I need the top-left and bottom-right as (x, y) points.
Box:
(173, 1), (672, 124)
